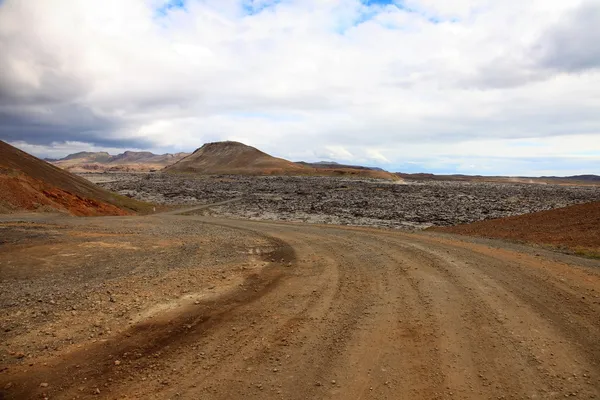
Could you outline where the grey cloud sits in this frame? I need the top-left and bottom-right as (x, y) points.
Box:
(0, 62), (90, 107)
(0, 39), (91, 107)
(0, 104), (152, 149)
(460, 2), (600, 90)
(535, 1), (600, 72)
(460, 59), (549, 90)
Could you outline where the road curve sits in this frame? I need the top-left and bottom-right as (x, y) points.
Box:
(2, 214), (600, 399)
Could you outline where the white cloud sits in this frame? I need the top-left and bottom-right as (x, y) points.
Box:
(366, 149), (390, 163)
(0, 0), (599, 175)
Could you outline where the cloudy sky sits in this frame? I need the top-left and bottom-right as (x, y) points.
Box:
(1, 0), (599, 175)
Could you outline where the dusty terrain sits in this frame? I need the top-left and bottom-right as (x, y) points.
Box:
(435, 201), (600, 258)
(97, 173), (600, 229)
(1, 210), (599, 399)
(0, 141), (151, 216)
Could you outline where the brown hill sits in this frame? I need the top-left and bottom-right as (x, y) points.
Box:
(51, 151), (189, 173)
(433, 201), (600, 258)
(164, 141), (307, 175)
(0, 141), (152, 216)
(165, 141), (399, 180)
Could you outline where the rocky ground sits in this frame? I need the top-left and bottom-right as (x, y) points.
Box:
(93, 173), (600, 229)
(0, 216), (278, 370)
(1, 212), (599, 399)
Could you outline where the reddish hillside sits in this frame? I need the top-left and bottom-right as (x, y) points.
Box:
(0, 141), (151, 216)
(433, 201), (600, 257)
(165, 141), (399, 180)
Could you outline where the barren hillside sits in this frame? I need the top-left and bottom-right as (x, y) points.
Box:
(164, 141), (309, 175)
(434, 201), (600, 257)
(51, 150), (189, 172)
(165, 141), (398, 180)
(0, 141), (151, 215)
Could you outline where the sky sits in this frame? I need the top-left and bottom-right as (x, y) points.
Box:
(1, 0), (599, 176)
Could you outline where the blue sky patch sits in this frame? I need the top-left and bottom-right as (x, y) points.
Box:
(155, 0), (186, 17)
(362, 0), (397, 5)
(243, 0), (283, 16)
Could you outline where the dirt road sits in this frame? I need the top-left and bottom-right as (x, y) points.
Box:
(1, 213), (599, 399)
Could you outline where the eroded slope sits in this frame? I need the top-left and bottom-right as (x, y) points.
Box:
(434, 201), (600, 257)
(0, 141), (150, 215)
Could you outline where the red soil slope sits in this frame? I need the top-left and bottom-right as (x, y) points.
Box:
(434, 201), (600, 257)
(0, 141), (149, 216)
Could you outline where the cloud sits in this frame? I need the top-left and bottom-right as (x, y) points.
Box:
(535, 1), (600, 72)
(0, 0), (599, 175)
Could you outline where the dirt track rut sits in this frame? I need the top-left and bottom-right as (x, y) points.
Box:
(1, 214), (599, 399)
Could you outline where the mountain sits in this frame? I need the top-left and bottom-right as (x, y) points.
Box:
(543, 175), (600, 182)
(164, 141), (399, 180)
(62, 151), (112, 162)
(396, 173), (600, 185)
(51, 151), (190, 173)
(0, 141), (151, 216)
(164, 141), (307, 175)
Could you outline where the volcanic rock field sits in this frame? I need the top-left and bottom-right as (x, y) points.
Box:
(96, 173), (600, 229)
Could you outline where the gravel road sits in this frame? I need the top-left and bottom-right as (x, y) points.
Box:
(1, 212), (599, 399)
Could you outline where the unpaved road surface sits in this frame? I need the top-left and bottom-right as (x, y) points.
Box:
(1, 212), (599, 399)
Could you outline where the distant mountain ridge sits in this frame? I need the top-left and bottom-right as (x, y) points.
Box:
(396, 172), (600, 185)
(51, 150), (190, 172)
(62, 151), (112, 161)
(297, 161), (385, 172)
(543, 175), (600, 182)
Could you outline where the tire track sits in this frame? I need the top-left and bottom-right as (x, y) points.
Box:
(1, 216), (599, 399)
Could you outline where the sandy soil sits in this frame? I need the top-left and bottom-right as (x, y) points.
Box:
(1, 211), (599, 399)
